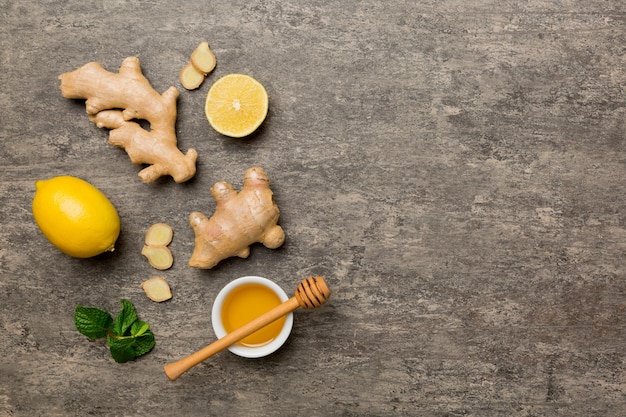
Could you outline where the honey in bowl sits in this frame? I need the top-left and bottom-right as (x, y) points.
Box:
(220, 283), (286, 347)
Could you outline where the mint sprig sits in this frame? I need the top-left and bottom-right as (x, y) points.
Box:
(74, 299), (156, 363)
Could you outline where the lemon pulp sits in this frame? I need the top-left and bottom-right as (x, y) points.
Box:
(32, 176), (120, 258)
(205, 73), (269, 138)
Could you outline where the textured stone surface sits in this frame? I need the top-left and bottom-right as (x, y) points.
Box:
(1, 0), (625, 416)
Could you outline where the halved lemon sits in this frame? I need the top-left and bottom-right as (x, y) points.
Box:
(205, 74), (269, 138)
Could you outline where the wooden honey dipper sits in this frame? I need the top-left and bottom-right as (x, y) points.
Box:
(164, 276), (331, 381)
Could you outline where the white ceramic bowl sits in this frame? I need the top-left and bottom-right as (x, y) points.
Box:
(211, 276), (293, 358)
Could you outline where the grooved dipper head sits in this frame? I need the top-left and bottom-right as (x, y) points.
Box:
(295, 276), (331, 309)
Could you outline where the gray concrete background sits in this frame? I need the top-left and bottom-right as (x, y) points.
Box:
(1, 1), (625, 416)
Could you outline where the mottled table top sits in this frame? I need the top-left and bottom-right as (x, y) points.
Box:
(1, 1), (625, 416)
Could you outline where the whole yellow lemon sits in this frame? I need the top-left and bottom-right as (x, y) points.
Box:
(32, 176), (121, 258)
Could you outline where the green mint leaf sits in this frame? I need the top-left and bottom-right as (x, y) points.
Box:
(74, 305), (113, 340)
(107, 335), (136, 363)
(112, 299), (137, 336)
(130, 320), (150, 337)
(75, 299), (156, 363)
(132, 332), (156, 357)
(106, 331), (156, 363)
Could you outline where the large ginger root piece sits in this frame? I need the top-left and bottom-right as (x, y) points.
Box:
(189, 166), (285, 269)
(59, 57), (198, 183)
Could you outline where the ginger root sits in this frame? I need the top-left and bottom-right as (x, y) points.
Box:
(180, 41), (216, 90)
(59, 57), (198, 183)
(142, 276), (172, 302)
(188, 166), (285, 269)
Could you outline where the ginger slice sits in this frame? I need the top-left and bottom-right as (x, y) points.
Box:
(145, 223), (173, 246)
(180, 41), (217, 90)
(142, 276), (172, 302)
(190, 41), (217, 74)
(180, 63), (205, 91)
(142, 245), (174, 270)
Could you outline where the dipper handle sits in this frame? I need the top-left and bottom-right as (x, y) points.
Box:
(164, 276), (330, 381)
